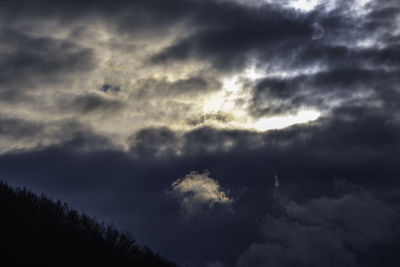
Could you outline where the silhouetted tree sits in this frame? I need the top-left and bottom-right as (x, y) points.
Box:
(0, 181), (177, 267)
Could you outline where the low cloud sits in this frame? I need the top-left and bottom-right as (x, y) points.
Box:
(236, 184), (400, 267)
(170, 171), (232, 216)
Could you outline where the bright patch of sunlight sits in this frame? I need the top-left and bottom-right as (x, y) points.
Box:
(202, 75), (246, 117)
(200, 66), (321, 132)
(250, 110), (321, 131)
(289, 0), (319, 11)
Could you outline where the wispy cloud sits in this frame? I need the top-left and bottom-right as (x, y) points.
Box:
(170, 171), (232, 217)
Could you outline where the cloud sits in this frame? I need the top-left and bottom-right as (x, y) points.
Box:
(151, 1), (314, 71)
(249, 67), (400, 117)
(236, 185), (400, 267)
(129, 126), (265, 158)
(0, 0), (399, 154)
(0, 0), (400, 266)
(0, 27), (95, 90)
(0, 117), (43, 139)
(130, 77), (221, 100)
(68, 94), (124, 114)
(3, 124), (400, 266)
(170, 171), (232, 216)
(0, 117), (112, 154)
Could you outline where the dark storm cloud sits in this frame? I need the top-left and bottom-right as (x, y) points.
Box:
(239, 1), (400, 116)
(151, 2), (314, 71)
(284, 2), (400, 70)
(0, 0), (400, 266)
(2, 92), (400, 266)
(149, 0), (398, 72)
(237, 187), (400, 267)
(0, 27), (95, 90)
(129, 100), (400, 198)
(250, 67), (400, 116)
(53, 121), (113, 151)
(129, 127), (181, 158)
(0, 0), (314, 73)
(126, 109), (400, 266)
(129, 126), (264, 158)
(294, 43), (400, 70)
(0, 117), (112, 153)
(69, 94), (123, 114)
(3, 120), (400, 266)
(120, 102), (400, 266)
(364, 0), (400, 34)
(0, 0), (192, 26)
(0, 0), (318, 73)
(0, 0), (318, 77)
(0, 0), (231, 40)
(1, 0), (397, 111)
(0, 0), (397, 76)
(181, 126), (264, 154)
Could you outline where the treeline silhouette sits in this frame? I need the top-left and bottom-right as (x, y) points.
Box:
(0, 181), (177, 267)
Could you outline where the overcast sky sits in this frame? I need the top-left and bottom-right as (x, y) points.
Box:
(1, 0), (400, 266)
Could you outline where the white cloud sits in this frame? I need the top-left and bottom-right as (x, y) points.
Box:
(289, 0), (319, 12)
(171, 171), (232, 216)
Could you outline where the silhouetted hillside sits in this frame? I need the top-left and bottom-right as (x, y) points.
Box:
(0, 181), (177, 267)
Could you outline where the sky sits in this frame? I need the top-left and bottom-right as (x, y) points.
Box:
(1, 0), (400, 266)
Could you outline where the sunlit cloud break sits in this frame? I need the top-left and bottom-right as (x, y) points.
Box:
(170, 171), (232, 216)
(250, 110), (321, 131)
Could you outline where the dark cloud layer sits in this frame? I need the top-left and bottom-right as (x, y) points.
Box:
(0, 0), (400, 266)
(69, 94), (123, 114)
(0, 27), (95, 89)
(152, 2), (314, 71)
(2, 124), (400, 266)
(4, 103), (400, 266)
(237, 188), (400, 267)
(251, 67), (400, 116)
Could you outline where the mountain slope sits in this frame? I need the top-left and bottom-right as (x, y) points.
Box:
(0, 181), (177, 267)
